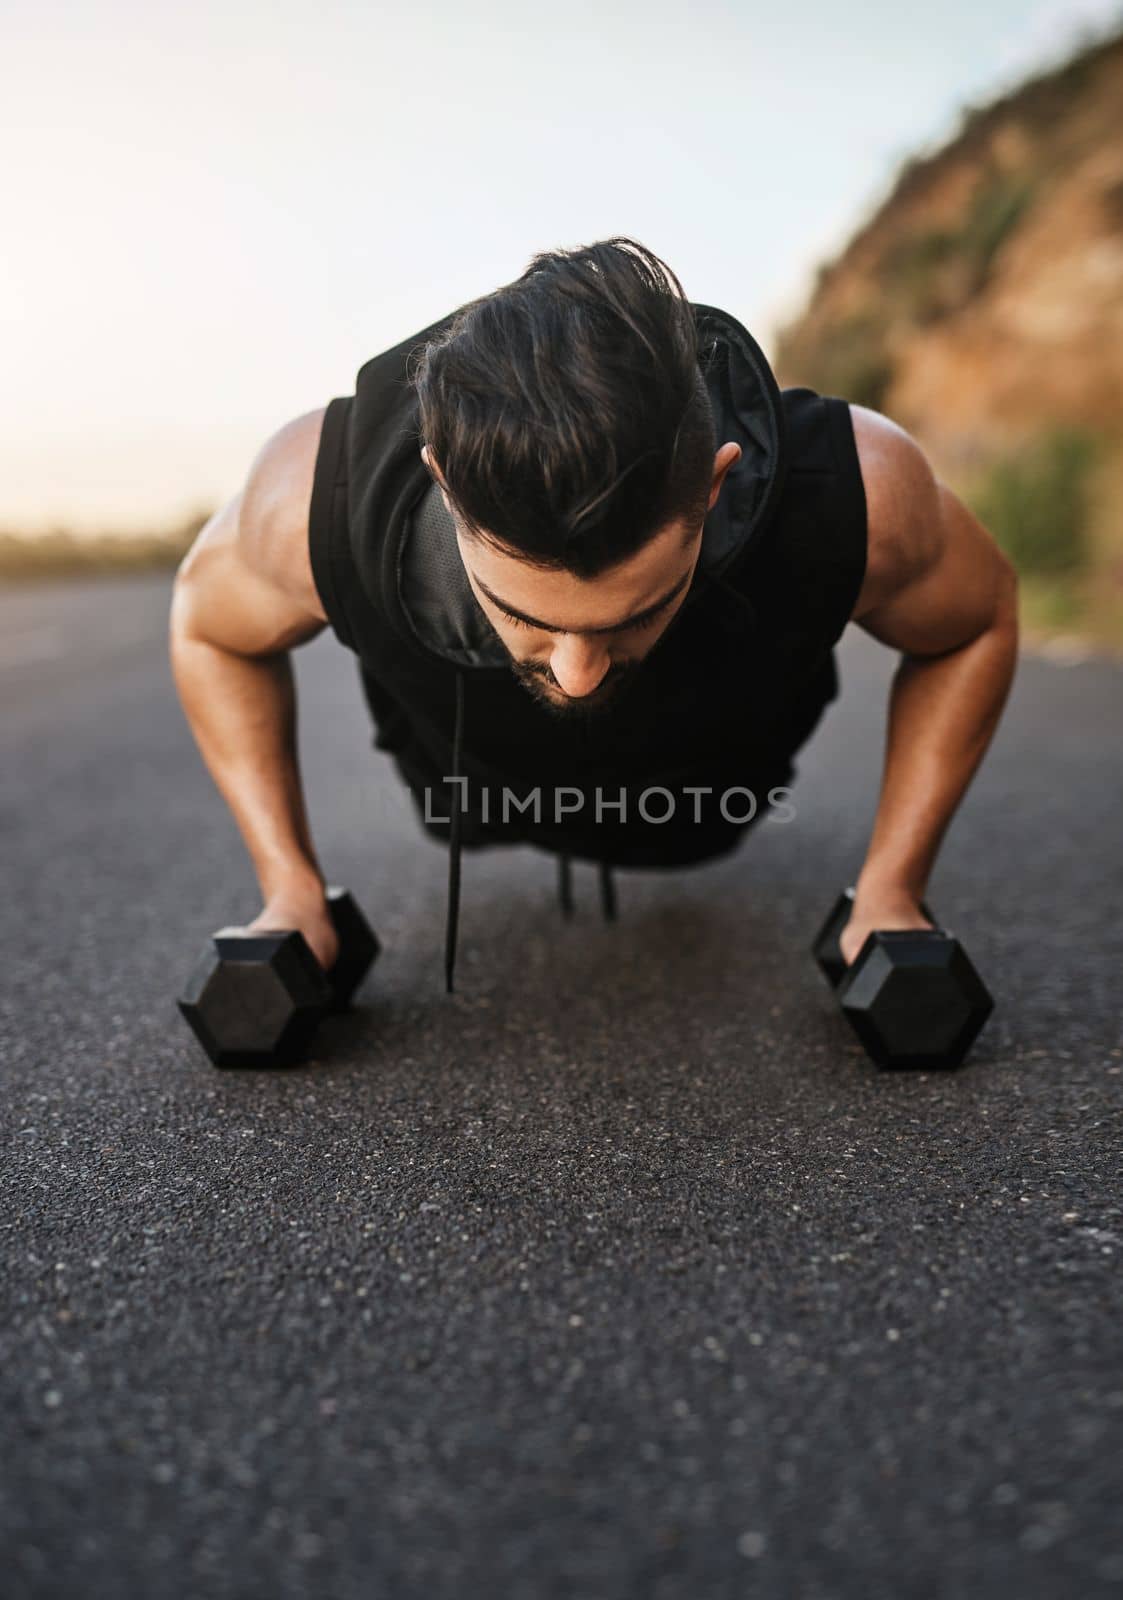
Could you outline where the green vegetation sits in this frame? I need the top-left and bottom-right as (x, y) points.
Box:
(0, 509), (212, 583)
(965, 426), (1123, 651)
(960, 169), (1037, 287)
(1018, 575), (1086, 632)
(885, 169), (1037, 325)
(884, 228), (962, 324)
(801, 313), (895, 410)
(967, 426), (1100, 577)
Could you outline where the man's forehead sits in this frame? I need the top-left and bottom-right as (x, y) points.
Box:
(460, 519), (701, 634)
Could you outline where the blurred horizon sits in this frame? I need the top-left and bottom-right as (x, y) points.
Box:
(3, 0), (1122, 537)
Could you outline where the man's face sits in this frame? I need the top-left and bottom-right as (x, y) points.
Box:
(421, 444), (741, 719)
(458, 516), (704, 718)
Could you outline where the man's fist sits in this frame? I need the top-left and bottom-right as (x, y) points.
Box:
(839, 885), (934, 967)
(247, 882), (340, 974)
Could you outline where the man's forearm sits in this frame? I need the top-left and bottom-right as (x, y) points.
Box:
(856, 596), (1019, 902)
(170, 627), (323, 900)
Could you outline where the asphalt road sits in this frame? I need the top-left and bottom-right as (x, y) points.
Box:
(1, 573), (1120, 1600)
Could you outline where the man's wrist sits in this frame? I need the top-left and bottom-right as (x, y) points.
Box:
(258, 858), (325, 905)
(853, 861), (929, 909)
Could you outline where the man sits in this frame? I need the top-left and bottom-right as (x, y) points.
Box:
(170, 238), (1018, 995)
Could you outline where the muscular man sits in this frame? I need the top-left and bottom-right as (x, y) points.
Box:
(169, 237), (1018, 996)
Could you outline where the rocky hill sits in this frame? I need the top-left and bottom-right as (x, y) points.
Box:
(773, 28), (1123, 649)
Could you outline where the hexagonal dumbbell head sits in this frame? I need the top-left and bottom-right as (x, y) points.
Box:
(323, 886), (381, 1010)
(178, 929), (332, 1069)
(836, 929), (994, 1071)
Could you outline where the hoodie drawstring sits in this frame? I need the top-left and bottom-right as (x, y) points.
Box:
(558, 853), (574, 918)
(443, 674), (619, 993)
(444, 668), (466, 994)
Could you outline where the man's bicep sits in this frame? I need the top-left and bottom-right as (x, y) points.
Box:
(172, 409), (330, 656)
(171, 499), (326, 655)
(849, 406), (1017, 655)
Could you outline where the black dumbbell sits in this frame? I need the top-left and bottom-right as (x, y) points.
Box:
(178, 886), (380, 1068)
(812, 887), (993, 1070)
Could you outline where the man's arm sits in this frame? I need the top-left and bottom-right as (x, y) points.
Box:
(168, 407), (342, 970)
(839, 404), (1020, 963)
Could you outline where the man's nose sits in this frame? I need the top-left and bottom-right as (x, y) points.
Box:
(548, 635), (611, 698)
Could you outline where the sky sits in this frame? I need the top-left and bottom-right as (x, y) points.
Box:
(2, 0), (1121, 534)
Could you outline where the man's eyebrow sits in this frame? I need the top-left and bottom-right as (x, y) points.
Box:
(472, 568), (693, 635)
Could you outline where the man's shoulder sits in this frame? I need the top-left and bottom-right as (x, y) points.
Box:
(238, 408), (329, 616)
(846, 403), (944, 617)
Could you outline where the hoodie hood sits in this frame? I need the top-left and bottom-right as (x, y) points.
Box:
(397, 302), (788, 669)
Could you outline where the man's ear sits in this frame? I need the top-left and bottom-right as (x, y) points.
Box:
(421, 445), (455, 515)
(421, 445), (447, 489)
(707, 442), (743, 511)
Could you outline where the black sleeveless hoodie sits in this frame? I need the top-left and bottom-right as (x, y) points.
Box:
(308, 301), (867, 988)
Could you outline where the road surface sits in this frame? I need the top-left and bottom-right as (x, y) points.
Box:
(1, 574), (1120, 1599)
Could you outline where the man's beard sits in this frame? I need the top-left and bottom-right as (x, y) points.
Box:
(508, 655), (639, 722)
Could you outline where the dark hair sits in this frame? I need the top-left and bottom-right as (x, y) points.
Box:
(410, 237), (716, 579)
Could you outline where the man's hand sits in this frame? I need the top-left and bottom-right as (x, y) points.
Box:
(839, 883), (934, 967)
(246, 880), (340, 974)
